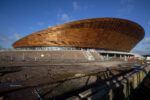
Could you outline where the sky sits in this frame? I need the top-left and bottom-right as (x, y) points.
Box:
(0, 0), (150, 55)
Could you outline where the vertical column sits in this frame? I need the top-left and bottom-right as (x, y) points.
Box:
(124, 55), (127, 61)
(114, 54), (116, 58)
(120, 54), (122, 59)
(107, 53), (109, 60)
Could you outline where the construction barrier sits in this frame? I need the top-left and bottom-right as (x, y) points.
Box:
(66, 64), (150, 100)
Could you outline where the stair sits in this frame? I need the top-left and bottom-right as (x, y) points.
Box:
(82, 50), (95, 61)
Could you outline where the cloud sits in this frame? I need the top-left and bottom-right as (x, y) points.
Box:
(120, 0), (134, 4)
(29, 26), (34, 30)
(143, 38), (150, 44)
(117, 0), (134, 17)
(56, 22), (60, 25)
(8, 27), (15, 32)
(48, 25), (51, 28)
(133, 38), (150, 55)
(144, 45), (150, 49)
(14, 33), (21, 40)
(118, 5), (134, 16)
(73, 1), (79, 10)
(57, 13), (70, 22)
(0, 45), (3, 49)
(148, 22), (150, 26)
(0, 33), (21, 42)
(0, 44), (5, 49)
(37, 22), (44, 26)
(132, 49), (150, 55)
(62, 13), (70, 21)
(0, 37), (11, 42)
(0, 35), (14, 42)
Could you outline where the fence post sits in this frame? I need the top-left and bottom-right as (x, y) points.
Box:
(10, 55), (13, 61)
(22, 53), (24, 61)
(35, 57), (37, 61)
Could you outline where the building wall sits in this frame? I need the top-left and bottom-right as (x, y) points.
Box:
(12, 18), (145, 52)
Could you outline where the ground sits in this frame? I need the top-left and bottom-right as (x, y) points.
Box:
(0, 60), (140, 100)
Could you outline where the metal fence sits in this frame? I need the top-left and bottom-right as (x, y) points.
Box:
(0, 51), (88, 64)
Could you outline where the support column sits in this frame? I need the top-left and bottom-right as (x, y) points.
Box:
(107, 54), (109, 60)
(114, 54), (116, 58)
(125, 55), (127, 61)
(120, 55), (122, 59)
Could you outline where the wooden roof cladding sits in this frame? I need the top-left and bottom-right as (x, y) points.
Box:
(12, 18), (145, 52)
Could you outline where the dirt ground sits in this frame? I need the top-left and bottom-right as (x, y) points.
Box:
(0, 61), (137, 87)
(0, 60), (141, 100)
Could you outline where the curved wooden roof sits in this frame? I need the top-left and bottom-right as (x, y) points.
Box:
(12, 18), (145, 52)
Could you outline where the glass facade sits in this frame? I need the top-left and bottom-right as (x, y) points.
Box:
(15, 47), (128, 52)
(15, 46), (134, 56)
(15, 47), (95, 51)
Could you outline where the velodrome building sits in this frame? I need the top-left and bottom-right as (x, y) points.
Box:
(12, 18), (145, 60)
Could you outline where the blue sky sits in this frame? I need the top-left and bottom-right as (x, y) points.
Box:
(0, 0), (150, 54)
